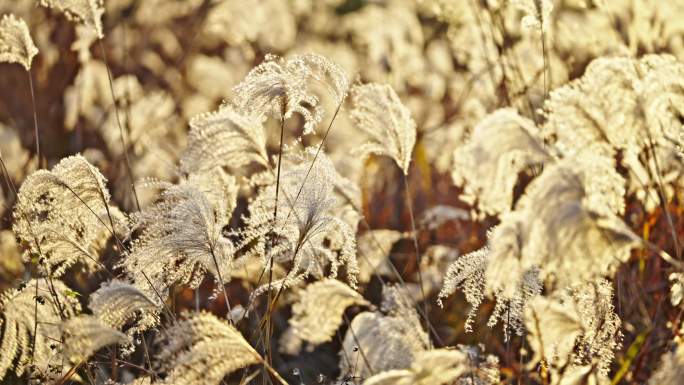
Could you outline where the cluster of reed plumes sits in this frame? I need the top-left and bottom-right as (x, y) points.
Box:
(2, 0), (684, 384)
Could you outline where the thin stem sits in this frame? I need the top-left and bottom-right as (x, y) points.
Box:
(141, 334), (156, 380)
(27, 71), (40, 166)
(56, 360), (84, 385)
(644, 124), (681, 258)
(141, 271), (176, 322)
(536, 0), (551, 100)
(44, 274), (66, 320)
(110, 347), (118, 380)
(519, 331), (526, 385)
(466, 351), (476, 385)
(265, 108), (287, 368)
(327, 185), (444, 346)
(98, 39), (141, 211)
(29, 279), (39, 385)
(336, 328), (352, 374)
(402, 173), (430, 346)
(259, 356), (288, 385)
(91, 357), (154, 375)
(281, 102), (342, 226)
(242, 102), (343, 366)
(82, 365), (97, 385)
(342, 313), (374, 376)
(273, 95), (287, 223)
(208, 242), (233, 322)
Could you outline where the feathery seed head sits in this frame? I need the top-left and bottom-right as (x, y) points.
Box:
(0, 14), (38, 71)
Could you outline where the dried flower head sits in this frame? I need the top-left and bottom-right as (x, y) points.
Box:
(155, 312), (263, 385)
(350, 83), (417, 175)
(438, 244), (541, 340)
(238, 151), (358, 296)
(289, 279), (369, 345)
(0, 279), (80, 381)
(525, 280), (622, 381)
(339, 311), (426, 380)
(341, 286), (429, 379)
(486, 153), (638, 293)
(120, 169), (238, 300)
(61, 315), (129, 362)
(452, 108), (550, 215)
(0, 14), (38, 71)
(13, 155), (123, 277)
(39, 0), (105, 38)
(181, 103), (269, 175)
(362, 348), (499, 385)
(232, 53), (349, 135)
(542, 55), (684, 211)
(437, 247), (487, 332)
(89, 280), (159, 353)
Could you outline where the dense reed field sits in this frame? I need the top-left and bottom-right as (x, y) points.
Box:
(2, 1), (684, 384)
